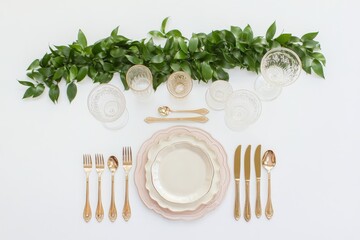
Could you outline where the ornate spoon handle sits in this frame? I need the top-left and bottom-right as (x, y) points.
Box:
(145, 116), (208, 123)
(265, 172), (274, 219)
(109, 174), (117, 222)
(172, 108), (209, 115)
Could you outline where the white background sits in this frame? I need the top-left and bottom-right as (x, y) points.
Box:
(1, 0), (359, 239)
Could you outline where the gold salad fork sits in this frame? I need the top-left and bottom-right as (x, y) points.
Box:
(83, 154), (92, 222)
(122, 147), (132, 221)
(95, 154), (105, 222)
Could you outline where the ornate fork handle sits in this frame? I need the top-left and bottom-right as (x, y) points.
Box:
(83, 173), (92, 222)
(95, 176), (104, 222)
(122, 173), (131, 221)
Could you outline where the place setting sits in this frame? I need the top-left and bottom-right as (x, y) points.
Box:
(17, 18), (326, 222)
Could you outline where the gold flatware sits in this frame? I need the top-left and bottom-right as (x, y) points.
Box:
(95, 154), (105, 222)
(244, 145), (251, 222)
(254, 145), (262, 218)
(108, 155), (119, 222)
(262, 150), (276, 220)
(158, 106), (209, 116)
(122, 147), (132, 221)
(144, 116), (208, 123)
(83, 154), (92, 222)
(234, 145), (241, 221)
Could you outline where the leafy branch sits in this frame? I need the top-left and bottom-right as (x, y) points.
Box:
(19, 18), (326, 103)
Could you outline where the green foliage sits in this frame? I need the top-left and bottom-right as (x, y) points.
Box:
(20, 18), (326, 103)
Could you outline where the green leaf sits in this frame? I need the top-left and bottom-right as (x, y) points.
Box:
(180, 62), (191, 75)
(166, 29), (182, 38)
(67, 82), (77, 103)
(230, 26), (242, 38)
(77, 30), (87, 48)
(150, 55), (164, 64)
(312, 52), (326, 66)
(243, 25), (253, 41)
(188, 37), (199, 53)
(170, 63), (181, 71)
(18, 81), (35, 87)
(110, 47), (125, 58)
(40, 53), (51, 67)
(125, 55), (143, 64)
(303, 40), (320, 49)
(174, 51), (187, 60)
(161, 17), (169, 34)
(224, 30), (236, 46)
(23, 87), (35, 98)
(69, 65), (78, 81)
(33, 84), (45, 97)
(53, 68), (65, 80)
(214, 67), (229, 80)
(178, 37), (188, 53)
(148, 30), (165, 38)
(27, 59), (40, 71)
(311, 59), (325, 78)
(77, 66), (88, 81)
(275, 33), (292, 44)
(266, 21), (276, 41)
(49, 85), (60, 103)
(111, 26), (119, 37)
(301, 32), (318, 41)
(32, 72), (45, 82)
(38, 67), (53, 78)
(201, 62), (213, 80)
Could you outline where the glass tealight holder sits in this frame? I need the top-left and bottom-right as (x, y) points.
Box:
(166, 71), (193, 98)
(126, 64), (154, 101)
(205, 80), (233, 110)
(87, 84), (129, 130)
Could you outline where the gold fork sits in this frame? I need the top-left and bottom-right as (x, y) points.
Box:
(122, 147), (132, 221)
(95, 154), (104, 222)
(83, 154), (92, 222)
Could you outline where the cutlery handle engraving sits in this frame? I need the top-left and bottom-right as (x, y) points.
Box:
(109, 174), (117, 222)
(144, 116), (208, 123)
(265, 172), (274, 219)
(83, 175), (92, 222)
(95, 177), (104, 222)
(173, 108), (209, 115)
(244, 180), (251, 222)
(234, 179), (241, 220)
(122, 174), (131, 221)
(255, 178), (262, 218)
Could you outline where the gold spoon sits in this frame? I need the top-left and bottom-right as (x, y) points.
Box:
(108, 156), (119, 222)
(158, 106), (209, 116)
(262, 150), (276, 220)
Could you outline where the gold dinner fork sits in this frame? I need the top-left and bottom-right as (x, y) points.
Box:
(95, 154), (104, 222)
(122, 147), (132, 221)
(83, 154), (92, 222)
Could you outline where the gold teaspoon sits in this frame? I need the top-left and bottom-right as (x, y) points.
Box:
(158, 106), (209, 116)
(262, 150), (276, 220)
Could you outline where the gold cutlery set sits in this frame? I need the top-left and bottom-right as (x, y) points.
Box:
(82, 147), (133, 222)
(234, 144), (277, 221)
(145, 106), (209, 123)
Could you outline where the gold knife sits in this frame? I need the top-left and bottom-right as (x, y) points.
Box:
(244, 145), (251, 222)
(234, 145), (241, 221)
(254, 145), (262, 218)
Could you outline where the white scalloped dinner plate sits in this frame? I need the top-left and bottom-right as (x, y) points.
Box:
(145, 133), (220, 212)
(135, 126), (230, 220)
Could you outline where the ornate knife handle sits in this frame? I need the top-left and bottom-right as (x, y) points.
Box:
(234, 179), (240, 220)
(244, 180), (251, 222)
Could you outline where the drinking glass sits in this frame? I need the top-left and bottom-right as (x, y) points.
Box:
(87, 84), (128, 130)
(166, 71), (193, 98)
(126, 65), (154, 100)
(254, 47), (302, 101)
(205, 80), (233, 110)
(224, 90), (262, 131)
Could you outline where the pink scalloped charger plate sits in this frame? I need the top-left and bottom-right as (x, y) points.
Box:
(134, 125), (230, 220)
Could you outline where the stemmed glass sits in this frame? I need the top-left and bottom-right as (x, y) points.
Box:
(254, 47), (302, 101)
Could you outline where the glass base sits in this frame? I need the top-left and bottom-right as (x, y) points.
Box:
(102, 109), (129, 130)
(254, 75), (282, 101)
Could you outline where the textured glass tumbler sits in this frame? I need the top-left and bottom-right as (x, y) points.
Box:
(87, 84), (129, 130)
(166, 71), (193, 98)
(205, 80), (233, 110)
(126, 65), (154, 101)
(255, 47), (302, 101)
(225, 90), (262, 131)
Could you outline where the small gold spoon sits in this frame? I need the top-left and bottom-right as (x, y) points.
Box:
(262, 150), (276, 220)
(108, 156), (119, 222)
(158, 106), (209, 116)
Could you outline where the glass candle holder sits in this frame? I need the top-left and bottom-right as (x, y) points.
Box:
(126, 65), (154, 101)
(166, 71), (193, 98)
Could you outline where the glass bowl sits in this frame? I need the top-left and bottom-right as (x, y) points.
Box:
(87, 84), (128, 130)
(205, 80), (233, 110)
(224, 90), (262, 131)
(166, 71), (193, 98)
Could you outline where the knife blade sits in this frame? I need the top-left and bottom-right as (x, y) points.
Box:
(234, 145), (241, 220)
(254, 145), (262, 218)
(244, 145), (251, 222)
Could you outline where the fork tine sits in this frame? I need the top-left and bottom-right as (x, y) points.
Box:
(129, 147), (132, 163)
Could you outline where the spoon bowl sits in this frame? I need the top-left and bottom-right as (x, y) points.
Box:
(108, 156), (119, 172)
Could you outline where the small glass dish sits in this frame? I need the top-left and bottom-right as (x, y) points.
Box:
(126, 64), (154, 101)
(166, 71), (193, 98)
(205, 80), (233, 110)
(224, 90), (262, 131)
(87, 84), (128, 130)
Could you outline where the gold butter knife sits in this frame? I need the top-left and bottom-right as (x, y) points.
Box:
(244, 145), (251, 222)
(254, 145), (262, 218)
(234, 145), (241, 221)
